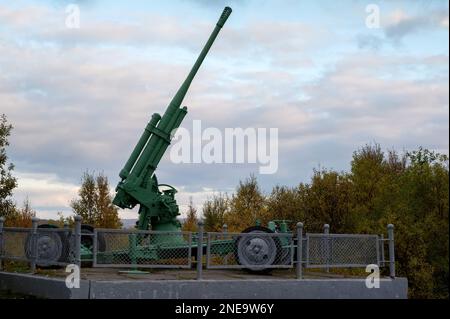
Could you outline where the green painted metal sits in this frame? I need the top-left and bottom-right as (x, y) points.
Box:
(80, 248), (91, 260)
(270, 220), (292, 233)
(267, 221), (276, 232)
(112, 7), (232, 233)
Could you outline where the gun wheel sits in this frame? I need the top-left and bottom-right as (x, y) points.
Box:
(234, 226), (280, 274)
(25, 230), (63, 267)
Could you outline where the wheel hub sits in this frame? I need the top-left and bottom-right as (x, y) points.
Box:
(244, 238), (270, 262)
(237, 233), (277, 267)
(25, 230), (63, 267)
(37, 235), (61, 261)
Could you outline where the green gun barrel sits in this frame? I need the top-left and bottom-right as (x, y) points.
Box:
(114, 7), (232, 209)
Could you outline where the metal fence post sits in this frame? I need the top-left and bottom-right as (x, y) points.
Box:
(296, 222), (303, 279)
(64, 223), (69, 233)
(222, 224), (228, 239)
(0, 217), (4, 271)
(324, 224), (330, 273)
(196, 221), (204, 280)
(222, 224), (228, 265)
(387, 224), (395, 279)
(30, 217), (39, 273)
(380, 234), (385, 267)
(74, 215), (82, 268)
(92, 229), (98, 267)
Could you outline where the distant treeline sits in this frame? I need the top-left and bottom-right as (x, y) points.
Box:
(183, 144), (449, 299)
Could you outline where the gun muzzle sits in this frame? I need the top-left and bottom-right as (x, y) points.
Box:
(217, 6), (232, 28)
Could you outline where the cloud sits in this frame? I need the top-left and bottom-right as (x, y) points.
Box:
(0, 3), (327, 69)
(384, 8), (449, 42)
(356, 34), (384, 51)
(0, 1), (448, 219)
(12, 171), (78, 219)
(357, 7), (449, 50)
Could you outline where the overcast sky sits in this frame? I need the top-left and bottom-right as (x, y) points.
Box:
(1, 0), (448, 219)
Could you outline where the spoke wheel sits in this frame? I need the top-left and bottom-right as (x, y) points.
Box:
(234, 226), (281, 274)
(25, 231), (62, 267)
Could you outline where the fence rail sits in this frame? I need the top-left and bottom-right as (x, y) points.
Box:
(92, 229), (193, 269)
(0, 217), (396, 279)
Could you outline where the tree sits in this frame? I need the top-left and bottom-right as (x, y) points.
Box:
(301, 169), (353, 233)
(71, 171), (97, 225)
(397, 148), (448, 298)
(344, 146), (448, 298)
(4, 197), (36, 227)
(225, 174), (267, 232)
(203, 193), (228, 232)
(182, 197), (198, 232)
(266, 185), (303, 231)
(350, 143), (387, 222)
(70, 171), (122, 228)
(0, 114), (17, 218)
(211, 145), (448, 298)
(95, 174), (122, 228)
(57, 211), (74, 227)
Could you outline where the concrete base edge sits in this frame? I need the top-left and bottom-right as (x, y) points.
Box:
(0, 272), (89, 299)
(0, 272), (408, 299)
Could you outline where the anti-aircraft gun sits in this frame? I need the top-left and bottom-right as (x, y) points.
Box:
(112, 7), (233, 233)
(111, 7), (292, 269)
(26, 7), (293, 271)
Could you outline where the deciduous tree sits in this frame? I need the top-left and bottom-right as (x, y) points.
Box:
(182, 197), (198, 232)
(0, 114), (17, 218)
(71, 171), (122, 228)
(203, 193), (228, 232)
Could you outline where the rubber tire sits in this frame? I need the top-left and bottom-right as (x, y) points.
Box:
(25, 226), (63, 268)
(234, 226), (282, 274)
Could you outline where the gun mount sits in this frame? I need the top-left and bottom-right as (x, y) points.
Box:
(113, 7), (233, 232)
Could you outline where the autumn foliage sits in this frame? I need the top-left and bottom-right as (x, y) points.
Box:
(201, 145), (449, 299)
(70, 171), (122, 229)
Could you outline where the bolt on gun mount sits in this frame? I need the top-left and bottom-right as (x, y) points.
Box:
(113, 7), (232, 232)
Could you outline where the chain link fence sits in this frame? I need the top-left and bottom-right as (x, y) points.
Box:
(304, 234), (380, 268)
(92, 229), (193, 268)
(0, 227), (78, 267)
(0, 217), (396, 279)
(1, 227), (30, 262)
(0, 217), (81, 271)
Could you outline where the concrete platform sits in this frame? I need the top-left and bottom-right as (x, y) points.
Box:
(0, 270), (407, 299)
